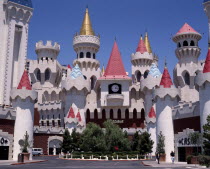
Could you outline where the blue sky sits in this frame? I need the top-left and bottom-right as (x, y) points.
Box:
(28, 0), (208, 76)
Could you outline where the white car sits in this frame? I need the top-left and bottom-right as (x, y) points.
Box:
(32, 148), (43, 156)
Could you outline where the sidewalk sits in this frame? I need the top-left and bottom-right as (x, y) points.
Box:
(0, 160), (47, 166)
(142, 160), (207, 168)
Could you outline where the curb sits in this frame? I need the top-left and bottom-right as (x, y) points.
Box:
(60, 158), (140, 162)
(11, 160), (47, 165)
(141, 161), (151, 167)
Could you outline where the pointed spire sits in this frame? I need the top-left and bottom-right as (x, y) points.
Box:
(148, 106), (156, 118)
(67, 107), (75, 118)
(144, 32), (152, 53)
(176, 23), (198, 35)
(136, 35), (148, 54)
(160, 64), (173, 88)
(104, 41), (127, 77)
(80, 7), (95, 35)
(203, 49), (210, 73)
(101, 64), (105, 76)
(76, 111), (82, 122)
(17, 70), (32, 90)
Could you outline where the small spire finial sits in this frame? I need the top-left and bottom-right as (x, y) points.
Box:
(164, 56), (167, 67)
(115, 36), (117, 41)
(86, 5), (88, 9)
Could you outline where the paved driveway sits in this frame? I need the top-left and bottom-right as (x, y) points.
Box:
(1, 156), (203, 169)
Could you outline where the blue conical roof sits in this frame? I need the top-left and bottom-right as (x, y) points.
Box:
(8, 0), (33, 8)
(148, 63), (161, 78)
(70, 64), (84, 79)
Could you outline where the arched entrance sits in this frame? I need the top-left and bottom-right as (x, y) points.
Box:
(48, 136), (63, 155)
(0, 131), (13, 160)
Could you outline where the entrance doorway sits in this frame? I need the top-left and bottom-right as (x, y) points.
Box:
(178, 147), (186, 162)
(49, 139), (62, 155)
(0, 146), (9, 160)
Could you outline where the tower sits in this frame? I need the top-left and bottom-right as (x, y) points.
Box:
(11, 70), (37, 161)
(195, 0), (210, 131)
(73, 7), (101, 83)
(0, 0), (33, 105)
(131, 35), (154, 84)
(154, 65), (180, 162)
(172, 23), (202, 102)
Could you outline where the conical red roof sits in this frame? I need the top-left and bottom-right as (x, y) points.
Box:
(76, 111), (82, 122)
(67, 64), (72, 70)
(160, 67), (173, 88)
(67, 107), (75, 118)
(136, 37), (147, 54)
(101, 41), (129, 79)
(148, 107), (156, 118)
(203, 49), (210, 73)
(17, 70), (32, 90)
(176, 23), (198, 35)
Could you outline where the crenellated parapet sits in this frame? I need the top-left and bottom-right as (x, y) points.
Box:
(141, 74), (162, 92)
(131, 52), (153, 66)
(73, 58), (100, 71)
(154, 85), (180, 100)
(35, 41), (60, 60)
(10, 87), (37, 102)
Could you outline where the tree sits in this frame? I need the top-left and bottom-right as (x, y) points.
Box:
(139, 131), (154, 155)
(132, 131), (139, 151)
(104, 120), (130, 152)
(71, 128), (81, 151)
(61, 129), (72, 153)
(203, 115), (210, 156)
(80, 123), (106, 152)
(156, 131), (165, 154)
(189, 132), (202, 156)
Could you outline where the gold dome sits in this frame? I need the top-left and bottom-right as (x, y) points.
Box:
(80, 8), (95, 36)
(144, 32), (152, 53)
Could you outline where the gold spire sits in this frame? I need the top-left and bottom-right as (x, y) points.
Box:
(80, 7), (95, 35)
(144, 32), (152, 53)
(102, 64), (105, 76)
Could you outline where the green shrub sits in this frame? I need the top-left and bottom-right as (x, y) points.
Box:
(186, 155), (193, 164)
(198, 155), (210, 167)
(108, 156), (113, 160)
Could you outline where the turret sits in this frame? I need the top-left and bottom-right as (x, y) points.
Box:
(173, 23), (202, 102)
(131, 34), (154, 83)
(154, 65), (180, 162)
(10, 70), (37, 161)
(141, 63), (161, 155)
(98, 40), (131, 107)
(61, 64), (89, 131)
(73, 7), (100, 83)
(0, 0), (33, 105)
(29, 41), (63, 89)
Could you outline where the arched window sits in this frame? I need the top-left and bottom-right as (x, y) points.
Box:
(51, 91), (57, 101)
(90, 76), (97, 90)
(183, 41), (188, 47)
(86, 52), (91, 58)
(86, 109), (90, 120)
(184, 72), (190, 86)
(45, 69), (50, 81)
(131, 88), (136, 100)
(36, 69), (41, 81)
(93, 53), (96, 59)
(80, 52), (84, 58)
(94, 109), (98, 119)
(125, 109), (129, 119)
(102, 109), (106, 119)
(133, 109), (137, 119)
(117, 109), (121, 119)
(110, 109), (113, 119)
(144, 71), (148, 79)
(136, 71), (141, 82)
(190, 40), (195, 46)
(83, 75), (87, 80)
(178, 43), (181, 48)
(141, 109), (145, 120)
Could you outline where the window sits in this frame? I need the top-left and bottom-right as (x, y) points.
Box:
(190, 41), (195, 46)
(125, 109), (129, 119)
(47, 121), (49, 126)
(86, 52), (91, 58)
(141, 109), (145, 120)
(41, 121), (44, 126)
(86, 109), (90, 120)
(183, 41), (188, 46)
(80, 52), (84, 58)
(94, 109), (98, 119)
(178, 43), (181, 48)
(93, 53), (96, 59)
(37, 69), (41, 81)
(90, 76), (97, 90)
(110, 109), (113, 119)
(133, 109), (137, 119)
(102, 109), (106, 119)
(117, 109), (121, 119)
(144, 71), (148, 79)
(52, 120), (55, 127)
(58, 120), (61, 127)
(184, 72), (190, 86)
(45, 69), (50, 81)
(136, 71), (141, 82)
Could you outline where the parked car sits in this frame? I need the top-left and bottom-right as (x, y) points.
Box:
(32, 148), (43, 156)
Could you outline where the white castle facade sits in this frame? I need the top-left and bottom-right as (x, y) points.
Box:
(0, 0), (210, 163)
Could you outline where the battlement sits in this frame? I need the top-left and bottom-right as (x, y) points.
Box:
(36, 41), (60, 52)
